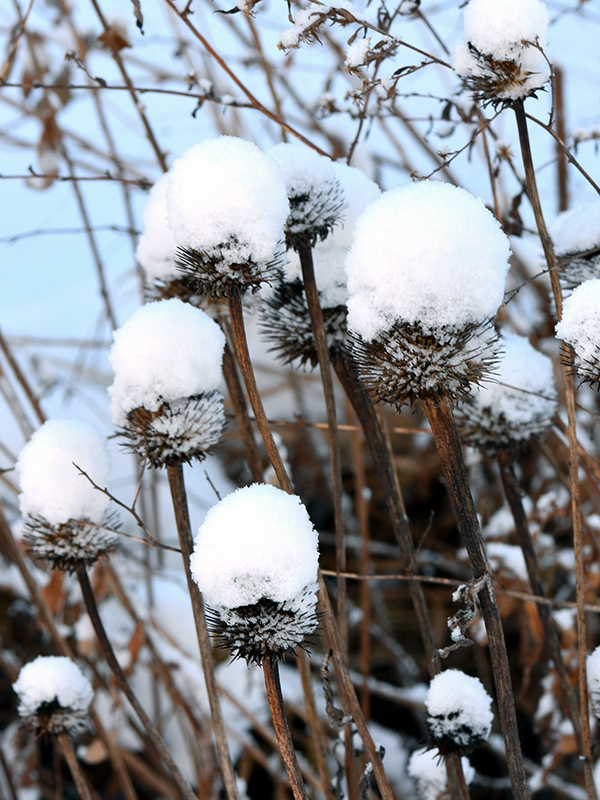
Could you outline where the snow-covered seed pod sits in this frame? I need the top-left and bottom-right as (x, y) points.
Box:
(425, 669), (493, 754)
(587, 647), (600, 718)
(268, 143), (344, 250)
(109, 298), (226, 467)
(261, 163), (380, 367)
(18, 420), (117, 572)
(167, 136), (290, 298)
(457, 331), (557, 451)
(555, 279), (600, 390)
(345, 181), (510, 408)
(190, 484), (319, 665)
(407, 747), (474, 800)
(452, 0), (550, 106)
(13, 656), (94, 736)
(551, 201), (600, 291)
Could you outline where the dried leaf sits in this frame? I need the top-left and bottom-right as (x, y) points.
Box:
(124, 620), (145, 677)
(41, 569), (64, 614)
(98, 25), (131, 53)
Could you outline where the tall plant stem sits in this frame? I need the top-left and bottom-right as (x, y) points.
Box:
(298, 241), (347, 650)
(263, 655), (309, 800)
(57, 731), (94, 800)
(422, 395), (528, 800)
(166, 461), (241, 800)
(75, 562), (199, 800)
(514, 98), (598, 800)
(297, 651), (335, 800)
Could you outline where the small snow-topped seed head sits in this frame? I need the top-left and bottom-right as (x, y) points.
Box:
(14, 656), (94, 735)
(136, 173), (178, 285)
(587, 646), (600, 718)
(18, 420), (117, 571)
(167, 137), (289, 297)
(109, 299), (226, 465)
(190, 484), (319, 663)
(425, 669), (493, 753)
(407, 747), (474, 800)
(556, 279), (600, 389)
(551, 202), (600, 291)
(453, 0), (550, 105)
(346, 181), (509, 406)
(457, 332), (557, 450)
(268, 143), (344, 250)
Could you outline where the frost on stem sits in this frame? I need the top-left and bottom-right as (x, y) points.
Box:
(407, 747), (474, 800)
(167, 136), (290, 298)
(425, 669), (493, 754)
(555, 279), (600, 389)
(190, 484), (319, 665)
(14, 656), (94, 736)
(17, 419), (117, 572)
(453, 0), (550, 106)
(345, 181), (510, 408)
(550, 201), (600, 291)
(261, 163), (380, 367)
(109, 298), (226, 467)
(456, 331), (557, 450)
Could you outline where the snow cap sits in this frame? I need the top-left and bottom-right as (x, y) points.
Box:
(551, 201), (600, 257)
(345, 181), (510, 340)
(135, 173), (178, 283)
(109, 298), (225, 425)
(18, 419), (110, 527)
(555, 279), (600, 384)
(425, 669), (493, 751)
(190, 483), (318, 610)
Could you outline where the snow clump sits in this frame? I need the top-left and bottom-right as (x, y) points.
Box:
(425, 669), (493, 752)
(135, 173), (178, 284)
(14, 656), (94, 735)
(407, 747), (474, 800)
(453, 0), (550, 104)
(551, 201), (600, 290)
(555, 279), (600, 387)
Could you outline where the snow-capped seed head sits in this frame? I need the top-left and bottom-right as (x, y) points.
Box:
(555, 279), (600, 389)
(407, 747), (474, 800)
(345, 181), (509, 406)
(551, 202), (600, 291)
(453, 0), (550, 106)
(425, 669), (493, 754)
(17, 420), (117, 571)
(457, 332), (557, 450)
(587, 646), (600, 718)
(167, 137), (290, 297)
(190, 484), (319, 664)
(136, 173), (179, 286)
(268, 143), (344, 250)
(14, 656), (94, 736)
(109, 299), (226, 466)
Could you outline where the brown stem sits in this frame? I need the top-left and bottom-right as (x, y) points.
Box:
(298, 242), (347, 651)
(297, 652), (335, 800)
(166, 462), (241, 800)
(263, 656), (308, 800)
(57, 731), (94, 800)
(422, 395), (528, 800)
(553, 66), (569, 212)
(446, 752), (471, 800)
(75, 562), (198, 800)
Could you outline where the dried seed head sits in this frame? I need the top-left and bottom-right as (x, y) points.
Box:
(120, 391), (226, 467)
(425, 669), (493, 755)
(350, 319), (500, 409)
(456, 332), (557, 451)
(14, 656), (94, 737)
(555, 278), (600, 389)
(551, 201), (600, 292)
(260, 278), (347, 368)
(268, 143), (345, 250)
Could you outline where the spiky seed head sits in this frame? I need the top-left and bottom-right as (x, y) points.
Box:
(120, 391), (226, 467)
(350, 320), (501, 410)
(260, 279), (347, 368)
(425, 670), (493, 755)
(14, 656), (94, 737)
(556, 278), (600, 390)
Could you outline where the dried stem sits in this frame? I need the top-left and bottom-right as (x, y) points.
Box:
(166, 461), (241, 800)
(57, 731), (94, 800)
(297, 652), (334, 800)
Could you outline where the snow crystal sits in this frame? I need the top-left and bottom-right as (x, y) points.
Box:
(407, 747), (474, 800)
(425, 669), (493, 749)
(167, 137), (289, 269)
(453, 0), (550, 102)
(190, 483), (318, 610)
(18, 419), (110, 526)
(109, 298), (225, 425)
(551, 202), (600, 257)
(588, 646), (600, 718)
(345, 181), (510, 340)
(555, 279), (600, 374)
(135, 174), (178, 283)
(345, 37), (371, 69)
(14, 655), (94, 718)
